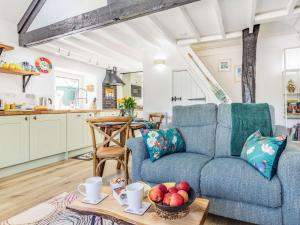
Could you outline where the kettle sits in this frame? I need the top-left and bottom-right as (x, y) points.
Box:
(39, 97), (53, 108)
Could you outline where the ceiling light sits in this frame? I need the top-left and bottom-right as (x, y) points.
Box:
(153, 59), (166, 65)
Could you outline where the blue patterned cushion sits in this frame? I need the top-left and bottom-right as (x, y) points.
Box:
(141, 128), (185, 162)
(241, 130), (287, 180)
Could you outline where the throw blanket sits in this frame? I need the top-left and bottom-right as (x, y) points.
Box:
(231, 103), (273, 156)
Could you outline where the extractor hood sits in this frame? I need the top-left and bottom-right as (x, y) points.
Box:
(103, 67), (125, 86)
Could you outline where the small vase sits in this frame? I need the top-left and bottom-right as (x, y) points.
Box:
(125, 108), (134, 117)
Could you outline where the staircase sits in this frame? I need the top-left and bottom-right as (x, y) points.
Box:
(178, 46), (232, 104)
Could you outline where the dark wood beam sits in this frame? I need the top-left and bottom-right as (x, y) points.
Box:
(18, 0), (47, 34)
(19, 0), (200, 47)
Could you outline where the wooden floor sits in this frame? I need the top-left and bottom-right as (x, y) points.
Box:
(0, 159), (251, 225)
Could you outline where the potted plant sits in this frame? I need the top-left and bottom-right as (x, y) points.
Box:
(117, 97), (136, 117)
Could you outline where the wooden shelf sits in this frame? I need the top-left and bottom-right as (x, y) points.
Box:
(0, 67), (40, 92)
(0, 68), (39, 76)
(0, 43), (14, 52)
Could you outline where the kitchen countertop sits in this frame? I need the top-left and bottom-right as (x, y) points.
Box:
(0, 109), (102, 116)
(0, 108), (143, 116)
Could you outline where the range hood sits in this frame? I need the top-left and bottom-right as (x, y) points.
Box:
(103, 67), (125, 86)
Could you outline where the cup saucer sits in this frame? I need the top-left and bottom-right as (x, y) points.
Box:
(124, 202), (151, 216)
(81, 193), (108, 205)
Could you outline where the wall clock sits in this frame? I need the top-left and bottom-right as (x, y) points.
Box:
(35, 57), (53, 73)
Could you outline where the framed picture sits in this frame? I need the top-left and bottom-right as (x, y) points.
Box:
(234, 65), (242, 82)
(218, 59), (231, 72)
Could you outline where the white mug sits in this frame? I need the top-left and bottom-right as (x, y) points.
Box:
(78, 177), (102, 201)
(126, 183), (144, 211)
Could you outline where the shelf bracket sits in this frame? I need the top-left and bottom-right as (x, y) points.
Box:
(0, 48), (3, 56)
(22, 75), (32, 93)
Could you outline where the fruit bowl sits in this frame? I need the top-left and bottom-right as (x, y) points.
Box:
(148, 181), (196, 213)
(154, 187), (196, 212)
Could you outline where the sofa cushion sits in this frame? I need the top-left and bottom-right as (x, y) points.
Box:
(241, 130), (287, 180)
(215, 104), (275, 158)
(141, 152), (211, 194)
(172, 104), (217, 157)
(141, 128), (185, 162)
(201, 158), (282, 208)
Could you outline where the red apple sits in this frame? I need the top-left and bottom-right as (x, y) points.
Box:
(163, 192), (172, 205)
(177, 180), (190, 192)
(149, 187), (164, 203)
(168, 187), (178, 194)
(170, 193), (184, 207)
(177, 190), (189, 203)
(157, 183), (168, 194)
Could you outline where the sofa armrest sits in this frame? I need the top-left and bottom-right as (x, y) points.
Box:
(127, 137), (148, 182)
(277, 143), (300, 225)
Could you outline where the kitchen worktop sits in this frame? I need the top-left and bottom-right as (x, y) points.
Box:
(0, 109), (102, 116)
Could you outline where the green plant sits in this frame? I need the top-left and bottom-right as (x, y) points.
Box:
(123, 96), (136, 109)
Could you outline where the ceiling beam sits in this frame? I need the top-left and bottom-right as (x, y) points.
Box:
(19, 0), (201, 47)
(75, 34), (141, 65)
(287, 0), (298, 15)
(255, 8), (300, 24)
(249, 0), (257, 33)
(18, 0), (47, 33)
(120, 22), (162, 49)
(177, 31), (242, 45)
(212, 0), (225, 38)
(148, 15), (177, 45)
(92, 29), (142, 59)
(33, 43), (136, 72)
(179, 6), (201, 41)
(52, 39), (135, 70)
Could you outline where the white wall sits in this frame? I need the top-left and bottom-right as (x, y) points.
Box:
(193, 23), (300, 125)
(0, 19), (106, 108)
(195, 45), (243, 102)
(142, 46), (187, 118)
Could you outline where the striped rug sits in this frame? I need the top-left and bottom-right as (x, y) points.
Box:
(0, 193), (122, 225)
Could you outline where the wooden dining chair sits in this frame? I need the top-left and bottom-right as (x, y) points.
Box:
(88, 116), (132, 184)
(148, 112), (165, 129)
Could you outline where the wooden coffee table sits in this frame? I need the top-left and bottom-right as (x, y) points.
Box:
(68, 186), (209, 225)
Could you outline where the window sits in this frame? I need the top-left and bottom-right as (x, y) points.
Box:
(55, 76), (80, 109)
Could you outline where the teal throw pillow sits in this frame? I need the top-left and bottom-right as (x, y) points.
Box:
(141, 128), (185, 162)
(241, 130), (287, 180)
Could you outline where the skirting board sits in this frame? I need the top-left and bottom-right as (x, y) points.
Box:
(0, 147), (92, 179)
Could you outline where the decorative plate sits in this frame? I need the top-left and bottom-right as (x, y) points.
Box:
(35, 57), (53, 73)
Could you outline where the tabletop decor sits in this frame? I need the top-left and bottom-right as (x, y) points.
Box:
(117, 97), (136, 117)
(148, 181), (196, 219)
(35, 57), (53, 73)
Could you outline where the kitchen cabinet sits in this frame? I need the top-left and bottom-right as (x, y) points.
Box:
(67, 112), (101, 151)
(30, 114), (66, 160)
(67, 113), (87, 151)
(0, 115), (29, 168)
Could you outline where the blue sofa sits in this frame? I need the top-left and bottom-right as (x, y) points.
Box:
(127, 104), (300, 225)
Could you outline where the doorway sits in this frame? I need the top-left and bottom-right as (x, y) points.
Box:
(172, 70), (206, 106)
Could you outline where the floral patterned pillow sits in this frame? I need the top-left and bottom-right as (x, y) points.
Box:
(241, 130), (287, 180)
(141, 128), (185, 162)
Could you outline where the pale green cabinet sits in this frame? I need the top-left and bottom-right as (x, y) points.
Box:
(67, 112), (101, 151)
(0, 116), (30, 168)
(67, 113), (87, 151)
(30, 114), (66, 160)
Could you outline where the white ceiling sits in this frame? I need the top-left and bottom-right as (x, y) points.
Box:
(2, 0), (300, 72)
(0, 0), (31, 24)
